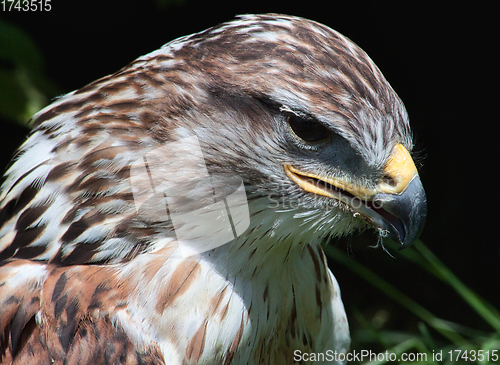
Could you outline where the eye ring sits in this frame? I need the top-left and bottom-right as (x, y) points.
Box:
(287, 114), (331, 144)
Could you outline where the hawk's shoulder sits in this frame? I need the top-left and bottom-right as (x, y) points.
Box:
(0, 260), (165, 364)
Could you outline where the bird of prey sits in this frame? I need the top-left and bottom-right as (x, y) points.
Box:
(0, 14), (426, 365)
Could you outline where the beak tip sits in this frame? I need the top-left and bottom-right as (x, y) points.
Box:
(398, 239), (416, 251)
(377, 175), (427, 251)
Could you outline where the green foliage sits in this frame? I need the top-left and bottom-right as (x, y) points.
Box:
(0, 20), (58, 126)
(326, 241), (500, 364)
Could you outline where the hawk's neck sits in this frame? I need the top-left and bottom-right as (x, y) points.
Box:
(115, 202), (350, 364)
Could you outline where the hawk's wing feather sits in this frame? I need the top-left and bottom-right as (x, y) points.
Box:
(0, 260), (166, 364)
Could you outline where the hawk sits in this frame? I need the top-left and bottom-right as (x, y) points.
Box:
(0, 14), (426, 365)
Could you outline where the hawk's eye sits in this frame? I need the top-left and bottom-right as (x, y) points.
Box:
(287, 114), (330, 143)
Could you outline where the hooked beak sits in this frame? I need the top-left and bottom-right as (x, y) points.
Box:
(284, 143), (427, 249)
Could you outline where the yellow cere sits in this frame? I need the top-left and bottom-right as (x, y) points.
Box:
(284, 143), (418, 201)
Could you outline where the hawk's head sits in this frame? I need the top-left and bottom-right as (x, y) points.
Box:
(145, 14), (426, 250)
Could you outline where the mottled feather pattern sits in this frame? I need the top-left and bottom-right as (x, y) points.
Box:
(0, 261), (165, 364)
(0, 14), (413, 364)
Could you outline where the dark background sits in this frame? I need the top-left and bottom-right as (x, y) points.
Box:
(1, 0), (496, 351)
